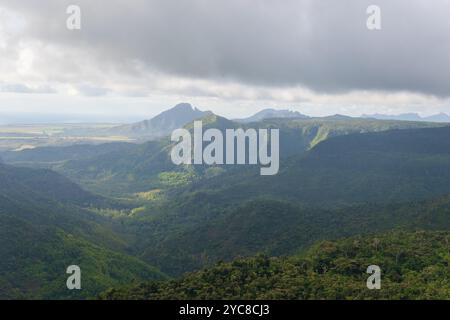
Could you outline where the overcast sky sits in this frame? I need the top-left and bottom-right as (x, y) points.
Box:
(1, 0), (450, 122)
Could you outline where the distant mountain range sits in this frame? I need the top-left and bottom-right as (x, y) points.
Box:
(108, 105), (310, 137)
(236, 108), (309, 123)
(113, 105), (450, 141)
(70, 104), (311, 140)
(362, 112), (450, 123)
(2, 103), (450, 127)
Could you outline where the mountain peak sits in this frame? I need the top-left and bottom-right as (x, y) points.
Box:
(153, 103), (202, 120)
(107, 103), (207, 139)
(171, 103), (196, 112)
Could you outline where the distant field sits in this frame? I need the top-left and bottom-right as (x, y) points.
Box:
(0, 123), (132, 151)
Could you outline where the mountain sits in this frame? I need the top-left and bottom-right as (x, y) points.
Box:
(0, 163), (166, 299)
(319, 114), (354, 120)
(236, 108), (309, 123)
(105, 103), (208, 140)
(424, 112), (450, 122)
(363, 112), (450, 123)
(101, 230), (450, 300)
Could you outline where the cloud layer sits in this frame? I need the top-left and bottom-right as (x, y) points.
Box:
(0, 0), (450, 117)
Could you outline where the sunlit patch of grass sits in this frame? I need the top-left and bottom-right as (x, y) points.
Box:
(135, 189), (164, 201)
(158, 171), (197, 187)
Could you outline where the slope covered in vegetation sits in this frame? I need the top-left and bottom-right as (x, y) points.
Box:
(100, 231), (450, 300)
(0, 163), (166, 299)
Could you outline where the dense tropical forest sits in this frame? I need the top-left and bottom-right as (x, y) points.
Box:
(1, 104), (449, 300)
(100, 231), (450, 300)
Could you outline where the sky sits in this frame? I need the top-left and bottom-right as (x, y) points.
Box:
(0, 0), (450, 123)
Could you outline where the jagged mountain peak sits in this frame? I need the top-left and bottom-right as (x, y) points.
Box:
(107, 103), (208, 139)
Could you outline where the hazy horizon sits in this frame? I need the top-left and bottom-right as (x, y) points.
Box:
(2, 102), (450, 125)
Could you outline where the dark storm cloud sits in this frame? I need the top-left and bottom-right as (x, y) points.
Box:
(2, 0), (450, 97)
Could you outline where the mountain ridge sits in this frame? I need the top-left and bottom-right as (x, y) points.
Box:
(236, 108), (309, 123)
(362, 112), (450, 123)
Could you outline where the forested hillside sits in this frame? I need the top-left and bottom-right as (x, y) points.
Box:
(179, 126), (450, 206)
(100, 231), (450, 300)
(123, 194), (450, 276)
(0, 163), (165, 299)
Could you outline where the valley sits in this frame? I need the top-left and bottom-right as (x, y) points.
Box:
(1, 104), (449, 300)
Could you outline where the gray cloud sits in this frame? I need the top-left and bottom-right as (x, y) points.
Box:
(1, 0), (450, 97)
